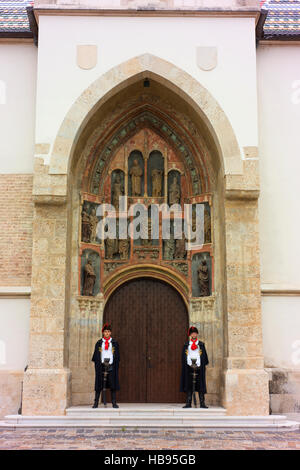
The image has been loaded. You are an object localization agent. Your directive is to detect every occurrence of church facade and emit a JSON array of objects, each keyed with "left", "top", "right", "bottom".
[{"left": 0, "top": 0, "right": 299, "bottom": 418}]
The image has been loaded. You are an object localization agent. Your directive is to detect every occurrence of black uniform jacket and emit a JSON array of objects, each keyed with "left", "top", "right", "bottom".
[
  {"left": 180, "top": 340, "right": 209, "bottom": 394},
  {"left": 92, "top": 338, "right": 120, "bottom": 392}
]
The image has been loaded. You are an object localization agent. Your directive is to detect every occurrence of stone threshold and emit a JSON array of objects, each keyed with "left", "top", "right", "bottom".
[{"left": 2, "top": 405, "right": 299, "bottom": 430}]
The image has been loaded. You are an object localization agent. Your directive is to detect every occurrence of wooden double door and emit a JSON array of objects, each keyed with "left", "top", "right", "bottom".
[{"left": 103, "top": 278, "right": 188, "bottom": 403}]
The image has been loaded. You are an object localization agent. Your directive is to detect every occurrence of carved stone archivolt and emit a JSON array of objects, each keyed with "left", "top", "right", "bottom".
[
  {"left": 79, "top": 99, "right": 214, "bottom": 307},
  {"left": 88, "top": 109, "right": 207, "bottom": 196}
]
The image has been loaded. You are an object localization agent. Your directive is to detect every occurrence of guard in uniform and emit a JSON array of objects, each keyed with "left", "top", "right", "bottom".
[
  {"left": 91, "top": 323, "right": 120, "bottom": 408},
  {"left": 180, "top": 326, "right": 209, "bottom": 408}
]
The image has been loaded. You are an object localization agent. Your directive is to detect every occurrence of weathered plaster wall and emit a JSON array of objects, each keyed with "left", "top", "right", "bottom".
[
  {"left": 0, "top": 43, "right": 36, "bottom": 417},
  {"left": 0, "top": 299, "right": 30, "bottom": 417},
  {"left": 35, "top": 15, "right": 258, "bottom": 165},
  {"left": 0, "top": 43, "right": 37, "bottom": 173},
  {"left": 257, "top": 44, "right": 300, "bottom": 412}
]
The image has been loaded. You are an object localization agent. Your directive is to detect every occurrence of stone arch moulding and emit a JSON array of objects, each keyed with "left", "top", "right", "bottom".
[
  {"left": 102, "top": 264, "right": 190, "bottom": 309},
  {"left": 45, "top": 53, "right": 243, "bottom": 187}
]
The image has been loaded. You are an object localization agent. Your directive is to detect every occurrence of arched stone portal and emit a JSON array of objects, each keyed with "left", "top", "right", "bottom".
[
  {"left": 103, "top": 277, "right": 189, "bottom": 403},
  {"left": 23, "top": 54, "right": 269, "bottom": 416}
]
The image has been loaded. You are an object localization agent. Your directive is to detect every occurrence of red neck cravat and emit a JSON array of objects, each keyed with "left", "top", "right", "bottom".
[
  {"left": 191, "top": 339, "right": 198, "bottom": 350},
  {"left": 103, "top": 337, "right": 111, "bottom": 350}
]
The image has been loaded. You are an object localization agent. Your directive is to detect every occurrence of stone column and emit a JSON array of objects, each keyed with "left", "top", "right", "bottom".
[
  {"left": 222, "top": 161, "right": 269, "bottom": 415},
  {"left": 22, "top": 159, "right": 71, "bottom": 415}
]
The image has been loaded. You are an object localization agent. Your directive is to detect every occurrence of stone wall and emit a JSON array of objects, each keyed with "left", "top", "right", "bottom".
[
  {"left": 268, "top": 368, "right": 300, "bottom": 414},
  {"left": 0, "top": 175, "right": 33, "bottom": 286},
  {"left": 0, "top": 370, "right": 23, "bottom": 418}
]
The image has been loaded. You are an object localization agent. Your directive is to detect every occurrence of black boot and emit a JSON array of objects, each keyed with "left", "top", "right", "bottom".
[
  {"left": 199, "top": 393, "right": 208, "bottom": 409},
  {"left": 111, "top": 390, "right": 119, "bottom": 409},
  {"left": 92, "top": 391, "right": 100, "bottom": 409},
  {"left": 182, "top": 392, "right": 192, "bottom": 408}
]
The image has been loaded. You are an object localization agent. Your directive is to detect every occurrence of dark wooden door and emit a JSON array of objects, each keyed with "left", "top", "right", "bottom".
[{"left": 103, "top": 278, "right": 188, "bottom": 403}]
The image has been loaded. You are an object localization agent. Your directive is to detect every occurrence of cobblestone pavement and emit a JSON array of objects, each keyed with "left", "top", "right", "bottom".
[{"left": 0, "top": 428, "right": 300, "bottom": 450}]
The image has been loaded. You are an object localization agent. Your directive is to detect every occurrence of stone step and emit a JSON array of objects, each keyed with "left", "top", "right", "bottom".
[
  {"left": 66, "top": 405, "right": 226, "bottom": 417},
  {"left": 2, "top": 412, "right": 299, "bottom": 430}
]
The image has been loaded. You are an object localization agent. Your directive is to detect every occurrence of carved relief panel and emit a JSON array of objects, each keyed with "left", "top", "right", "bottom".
[{"left": 79, "top": 125, "right": 213, "bottom": 298}]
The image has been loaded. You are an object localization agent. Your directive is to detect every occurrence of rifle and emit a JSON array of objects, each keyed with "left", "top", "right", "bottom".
[
  {"left": 101, "top": 358, "right": 110, "bottom": 407},
  {"left": 191, "top": 359, "right": 200, "bottom": 408}
]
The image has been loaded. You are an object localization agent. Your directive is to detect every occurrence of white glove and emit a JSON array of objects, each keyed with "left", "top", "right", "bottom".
[{"left": 187, "top": 356, "right": 192, "bottom": 366}]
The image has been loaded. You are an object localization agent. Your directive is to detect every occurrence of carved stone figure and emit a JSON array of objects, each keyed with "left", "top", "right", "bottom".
[
  {"left": 82, "top": 207, "right": 91, "bottom": 243},
  {"left": 164, "top": 236, "right": 175, "bottom": 260},
  {"left": 151, "top": 168, "right": 163, "bottom": 197},
  {"left": 118, "top": 238, "right": 129, "bottom": 260},
  {"left": 105, "top": 237, "right": 118, "bottom": 259},
  {"left": 169, "top": 176, "right": 180, "bottom": 205},
  {"left": 197, "top": 260, "right": 210, "bottom": 297},
  {"left": 130, "top": 159, "right": 143, "bottom": 196},
  {"left": 112, "top": 173, "right": 124, "bottom": 209},
  {"left": 90, "top": 207, "right": 99, "bottom": 243},
  {"left": 174, "top": 235, "right": 187, "bottom": 259},
  {"left": 82, "top": 258, "right": 96, "bottom": 296}
]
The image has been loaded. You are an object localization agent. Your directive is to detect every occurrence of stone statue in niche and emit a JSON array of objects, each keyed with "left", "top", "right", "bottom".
[
  {"left": 130, "top": 159, "right": 143, "bottom": 196},
  {"left": 164, "top": 236, "right": 175, "bottom": 260},
  {"left": 174, "top": 235, "right": 187, "bottom": 259},
  {"left": 105, "top": 237, "right": 119, "bottom": 259},
  {"left": 89, "top": 207, "right": 99, "bottom": 243},
  {"left": 197, "top": 260, "right": 210, "bottom": 297},
  {"left": 118, "top": 238, "right": 130, "bottom": 260},
  {"left": 151, "top": 168, "right": 163, "bottom": 197},
  {"left": 82, "top": 258, "right": 96, "bottom": 296},
  {"left": 81, "top": 207, "right": 91, "bottom": 243},
  {"left": 169, "top": 175, "right": 181, "bottom": 205},
  {"left": 112, "top": 173, "right": 124, "bottom": 209}
]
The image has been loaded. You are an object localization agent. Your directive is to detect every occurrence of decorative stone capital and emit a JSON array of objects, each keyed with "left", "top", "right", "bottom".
[
  {"left": 225, "top": 189, "right": 260, "bottom": 201},
  {"left": 77, "top": 295, "right": 104, "bottom": 314},
  {"left": 33, "top": 195, "right": 67, "bottom": 205},
  {"left": 225, "top": 159, "right": 260, "bottom": 200},
  {"left": 33, "top": 157, "right": 68, "bottom": 201},
  {"left": 190, "top": 295, "right": 215, "bottom": 323}
]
